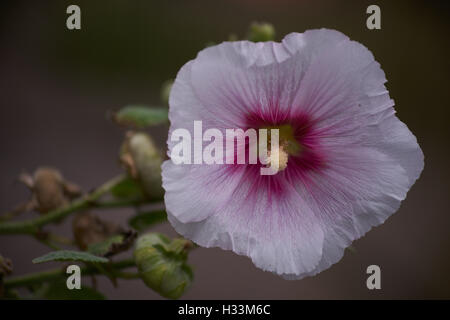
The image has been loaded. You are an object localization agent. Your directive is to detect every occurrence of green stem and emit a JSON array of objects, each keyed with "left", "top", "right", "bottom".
[
  {"left": 46, "top": 233, "right": 75, "bottom": 246},
  {"left": 91, "top": 197, "right": 150, "bottom": 209},
  {"left": 0, "top": 202, "right": 31, "bottom": 222},
  {"left": 34, "top": 236, "right": 61, "bottom": 250},
  {"left": 4, "top": 258, "right": 136, "bottom": 289},
  {"left": 113, "top": 271, "right": 140, "bottom": 279},
  {"left": 0, "top": 175, "right": 126, "bottom": 235}
]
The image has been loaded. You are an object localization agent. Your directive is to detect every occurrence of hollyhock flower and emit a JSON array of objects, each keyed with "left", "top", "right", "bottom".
[{"left": 162, "top": 29, "right": 424, "bottom": 279}]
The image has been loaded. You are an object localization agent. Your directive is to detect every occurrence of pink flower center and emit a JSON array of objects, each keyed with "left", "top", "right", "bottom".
[
  {"left": 223, "top": 110, "right": 328, "bottom": 202},
  {"left": 244, "top": 111, "right": 325, "bottom": 174}
]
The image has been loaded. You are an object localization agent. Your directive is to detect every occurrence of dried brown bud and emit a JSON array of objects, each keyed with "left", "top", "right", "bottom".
[
  {"left": 0, "top": 254, "right": 13, "bottom": 299},
  {"left": 88, "top": 230, "right": 138, "bottom": 258},
  {"left": 72, "top": 212, "right": 123, "bottom": 250},
  {"left": 0, "top": 255, "right": 13, "bottom": 276},
  {"left": 19, "top": 167, "right": 81, "bottom": 215}
]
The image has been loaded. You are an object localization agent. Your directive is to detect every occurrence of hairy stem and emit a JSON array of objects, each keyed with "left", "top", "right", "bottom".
[
  {"left": 34, "top": 236, "right": 61, "bottom": 250},
  {"left": 91, "top": 197, "right": 149, "bottom": 209},
  {"left": 113, "top": 271, "right": 140, "bottom": 279},
  {"left": 4, "top": 258, "right": 136, "bottom": 289},
  {"left": 0, "top": 175, "right": 128, "bottom": 235}
]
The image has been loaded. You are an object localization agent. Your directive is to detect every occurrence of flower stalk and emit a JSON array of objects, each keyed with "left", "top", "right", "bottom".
[
  {"left": 0, "top": 174, "right": 156, "bottom": 235},
  {"left": 3, "top": 258, "right": 136, "bottom": 289}
]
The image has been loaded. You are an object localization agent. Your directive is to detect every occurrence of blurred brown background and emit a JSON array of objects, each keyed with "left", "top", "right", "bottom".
[{"left": 1, "top": 0, "right": 449, "bottom": 299}]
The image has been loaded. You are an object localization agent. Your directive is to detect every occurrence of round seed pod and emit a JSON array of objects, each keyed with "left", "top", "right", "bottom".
[{"left": 133, "top": 233, "right": 193, "bottom": 299}]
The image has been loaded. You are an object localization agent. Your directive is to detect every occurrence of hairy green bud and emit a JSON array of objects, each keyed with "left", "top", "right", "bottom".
[
  {"left": 247, "top": 22, "right": 275, "bottom": 42},
  {"left": 120, "top": 132, "right": 164, "bottom": 200},
  {"left": 134, "top": 233, "right": 193, "bottom": 299}
]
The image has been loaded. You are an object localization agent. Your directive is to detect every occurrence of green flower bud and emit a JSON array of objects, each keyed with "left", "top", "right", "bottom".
[
  {"left": 247, "top": 22, "right": 275, "bottom": 42},
  {"left": 228, "top": 33, "right": 238, "bottom": 41},
  {"left": 160, "top": 80, "right": 173, "bottom": 106},
  {"left": 134, "top": 233, "right": 193, "bottom": 299},
  {"left": 113, "top": 105, "right": 169, "bottom": 129},
  {"left": 120, "top": 132, "right": 164, "bottom": 200}
]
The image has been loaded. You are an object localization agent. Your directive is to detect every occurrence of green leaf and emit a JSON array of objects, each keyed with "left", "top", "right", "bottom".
[
  {"left": 134, "top": 233, "right": 193, "bottom": 299},
  {"left": 32, "top": 250, "right": 109, "bottom": 264},
  {"left": 38, "top": 279, "right": 105, "bottom": 300},
  {"left": 110, "top": 176, "right": 145, "bottom": 199},
  {"left": 114, "top": 105, "right": 168, "bottom": 128},
  {"left": 128, "top": 210, "right": 167, "bottom": 231}
]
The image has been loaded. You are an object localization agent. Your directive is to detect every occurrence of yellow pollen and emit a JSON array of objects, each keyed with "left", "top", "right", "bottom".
[{"left": 267, "top": 144, "right": 289, "bottom": 172}]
